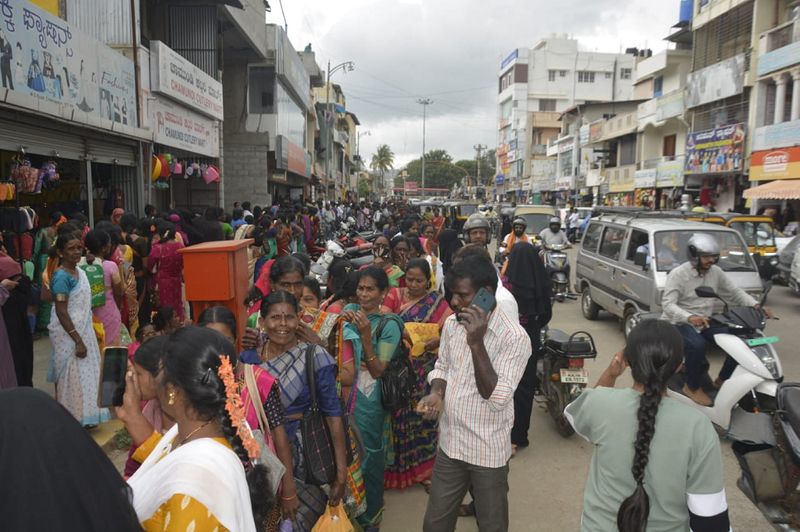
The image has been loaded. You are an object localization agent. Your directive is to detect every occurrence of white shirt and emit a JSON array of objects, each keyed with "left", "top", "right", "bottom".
[{"left": 429, "top": 306, "right": 532, "bottom": 467}]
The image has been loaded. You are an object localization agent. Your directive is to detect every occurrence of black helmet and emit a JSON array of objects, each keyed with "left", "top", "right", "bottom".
[{"left": 463, "top": 213, "right": 492, "bottom": 244}]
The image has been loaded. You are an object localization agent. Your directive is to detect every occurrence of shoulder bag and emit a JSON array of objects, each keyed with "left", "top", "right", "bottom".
[
  {"left": 375, "top": 317, "right": 416, "bottom": 411},
  {"left": 243, "top": 364, "right": 286, "bottom": 496},
  {"left": 300, "top": 344, "right": 337, "bottom": 486}
]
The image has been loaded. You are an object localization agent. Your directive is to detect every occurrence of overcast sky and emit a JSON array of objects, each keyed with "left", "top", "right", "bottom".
[{"left": 267, "top": 0, "right": 680, "bottom": 169}]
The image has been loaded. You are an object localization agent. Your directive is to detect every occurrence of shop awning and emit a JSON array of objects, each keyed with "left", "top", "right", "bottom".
[{"left": 743, "top": 180, "right": 800, "bottom": 200}]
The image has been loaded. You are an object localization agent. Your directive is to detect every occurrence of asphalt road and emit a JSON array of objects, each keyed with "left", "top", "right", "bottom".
[
  {"left": 382, "top": 251, "right": 799, "bottom": 532},
  {"left": 29, "top": 251, "right": 799, "bottom": 531}
]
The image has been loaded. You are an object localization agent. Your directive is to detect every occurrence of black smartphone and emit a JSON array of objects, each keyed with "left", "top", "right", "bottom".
[
  {"left": 98, "top": 347, "right": 129, "bottom": 408},
  {"left": 457, "top": 287, "right": 496, "bottom": 322}
]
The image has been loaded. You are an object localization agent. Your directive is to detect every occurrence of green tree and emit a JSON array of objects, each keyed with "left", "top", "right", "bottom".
[
  {"left": 396, "top": 149, "right": 468, "bottom": 191},
  {"left": 357, "top": 177, "right": 372, "bottom": 197},
  {"left": 370, "top": 144, "right": 395, "bottom": 185}
]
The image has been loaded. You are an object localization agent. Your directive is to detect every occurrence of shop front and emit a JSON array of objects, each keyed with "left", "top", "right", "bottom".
[
  {"left": 654, "top": 156, "right": 685, "bottom": 210},
  {"left": 684, "top": 123, "right": 746, "bottom": 212},
  {"left": 271, "top": 135, "right": 311, "bottom": 202},
  {"left": 634, "top": 168, "right": 657, "bottom": 208},
  {"left": 605, "top": 167, "right": 635, "bottom": 206},
  {"left": 148, "top": 41, "right": 224, "bottom": 212},
  {"left": 747, "top": 146, "right": 800, "bottom": 223},
  {"left": 0, "top": 0, "right": 148, "bottom": 243}
]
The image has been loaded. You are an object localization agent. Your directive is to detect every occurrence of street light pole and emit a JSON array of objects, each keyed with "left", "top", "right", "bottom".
[
  {"left": 325, "top": 60, "right": 354, "bottom": 200},
  {"left": 417, "top": 98, "right": 433, "bottom": 195}
]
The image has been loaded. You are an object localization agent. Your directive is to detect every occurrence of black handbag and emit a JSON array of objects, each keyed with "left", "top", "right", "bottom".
[
  {"left": 375, "top": 317, "right": 416, "bottom": 411},
  {"left": 299, "top": 343, "right": 337, "bottom": 486}
]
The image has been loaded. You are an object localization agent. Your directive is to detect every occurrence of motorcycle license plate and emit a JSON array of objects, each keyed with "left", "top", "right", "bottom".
[
  {"left": 747, "top": 336, "right": 779, "bottom": 347},
  {"left": 560, "top": 368, "right": 588, "bottom": 384}
]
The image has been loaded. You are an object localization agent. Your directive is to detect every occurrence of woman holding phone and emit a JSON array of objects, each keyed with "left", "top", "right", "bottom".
[{"left": 48, "top": 232, "right": 109, "bottom": 426}]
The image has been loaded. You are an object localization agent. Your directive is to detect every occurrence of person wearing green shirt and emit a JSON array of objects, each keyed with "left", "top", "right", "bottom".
[{"left": 565, "top": 320, "right": 730, "bottom": 532}]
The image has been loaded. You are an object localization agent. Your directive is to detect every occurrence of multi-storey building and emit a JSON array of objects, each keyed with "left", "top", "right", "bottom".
[{"left": 496, "top": 36, "right": 636, "bottom": 203}]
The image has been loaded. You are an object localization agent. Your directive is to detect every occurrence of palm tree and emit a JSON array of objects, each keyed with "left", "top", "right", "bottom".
[{"left": 370, "top": 144, "right": 394, "bottom": 192}]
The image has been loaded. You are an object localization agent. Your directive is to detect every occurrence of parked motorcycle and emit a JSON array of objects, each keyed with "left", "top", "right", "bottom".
[
  {"left": 536, "top": 328, "right": 597, "bottom": 437},
  {"left": 309, "top": 239, "right": 373, "bottom": 291},
  {"left": 667, "top": 286, "right": 799, "bottom": 527},
  {"left": 543, "top": 243, "right": 572, "bottom": 302}
]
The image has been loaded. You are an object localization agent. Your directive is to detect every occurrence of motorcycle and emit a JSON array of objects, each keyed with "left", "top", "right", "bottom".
[
  {"left": 536, "top": 328, "right": 597, "bottom": 437},
  {"left": 309, "top": 239, "right": 374, "bottom": 291},
  {"left": 667, "top": 286, "right": 799, "bottom": 527},
  {"left": 543, "top": 243, "right": 573, "bottom": 302}
]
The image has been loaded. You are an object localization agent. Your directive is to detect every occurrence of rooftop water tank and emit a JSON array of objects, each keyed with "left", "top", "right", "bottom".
[{"left": 679, "top": 0, "right": 694, "bottom": 23}]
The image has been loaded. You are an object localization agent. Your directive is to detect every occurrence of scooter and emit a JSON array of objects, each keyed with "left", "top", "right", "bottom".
[
  {"left": 667, "top": 286, "right": 800, "bottom": 527},
  {"left": 536, "top": 328, "right": 597, "bottom": 437},
  {"left": 542, "top": 243, "right": 573, "bottom": 302}
]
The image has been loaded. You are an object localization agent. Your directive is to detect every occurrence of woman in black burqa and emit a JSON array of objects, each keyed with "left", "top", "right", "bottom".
[
  {"left": 0, "top": 387, "right": 141, "bottom": 531},
  {"left": 504, "top": 241, "right": 552, "bottom": 450}
]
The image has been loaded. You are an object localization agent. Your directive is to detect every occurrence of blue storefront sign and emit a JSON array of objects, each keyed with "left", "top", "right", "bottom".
[{"left": 496, "top": 174, "right": 505, "bottom": 185}]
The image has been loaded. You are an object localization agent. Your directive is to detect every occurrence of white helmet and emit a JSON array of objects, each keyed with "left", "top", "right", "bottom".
[{"left": 687, "top": 233, "right": 720, "bottom": 266}]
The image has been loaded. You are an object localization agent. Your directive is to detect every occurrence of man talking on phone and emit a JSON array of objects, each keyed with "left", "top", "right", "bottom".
[{"left": 419, "top": 255, "right": 531, "bottom": 532}]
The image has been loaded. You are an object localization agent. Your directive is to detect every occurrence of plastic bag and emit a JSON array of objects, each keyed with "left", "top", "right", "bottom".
[
  {"left": 80, "top": 263, "right": 106, "bottom": 308},
  {"left": 311, "top": 504, "right": 354, "bottom": 532}
]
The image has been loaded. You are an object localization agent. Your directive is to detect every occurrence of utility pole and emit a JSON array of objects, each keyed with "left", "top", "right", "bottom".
[
  {"left": 325, "top": 60, "right": 354, "bottom": 200},
  {"left": 474, "top": 144, "right": 487, "bottom": 190},
  {"left": 417, "top": 98, "right": 433, "bottom": 195}
]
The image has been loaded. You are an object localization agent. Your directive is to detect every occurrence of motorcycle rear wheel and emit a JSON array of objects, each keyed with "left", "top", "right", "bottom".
[{"left": 549, "top": 385, "right": 575, "bottom": 438}]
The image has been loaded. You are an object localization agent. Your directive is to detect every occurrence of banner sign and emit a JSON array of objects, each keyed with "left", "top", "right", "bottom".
[
  {"left": 0, "top": 0, "right": 138, "bottom": 129},
  {"left": 150, "top": 40, "right": 224, "bottom": 120},
  {"left": 635, "top": 169, "right": 657, "bottom": 188},
  {"left": 750, "top": 147, "right": 800, "bottom": 181},
  {"left": 275, "top": 135, "right": 310, "bottom": 177},
  {"left": 656, "top": 157, "right": 685, "bottom": 187},
  {"left": 150, "top": 96, "right": 219, "bottom": 157},
  {"left": 686, "top": 54, "right": 745, "bottom": 108},
  {"left": 684, "top": 123, "right": 746, "bottom": 175}
]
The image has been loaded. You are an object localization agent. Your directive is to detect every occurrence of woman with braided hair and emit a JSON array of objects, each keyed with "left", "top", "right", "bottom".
[
  {"left": 122, "top": 326, "right": 271, "bottom": 531},
  {"left": 565, "top": 320, "right": 730, "bottom": 532}
]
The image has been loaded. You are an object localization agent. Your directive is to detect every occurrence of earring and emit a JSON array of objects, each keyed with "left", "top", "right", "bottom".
[{"left": 168, "top": 391, "right": 176, "bottom": 406}]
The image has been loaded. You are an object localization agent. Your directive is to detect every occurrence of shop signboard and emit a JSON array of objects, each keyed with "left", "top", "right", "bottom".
[
  {"left": 150, "top": 40, "right": 224, "bottom": 121},
  {"left": 275, "top": 135, "right": 310, "bottom": 177},
  {"left": 684, "top": 123, "right": 746, "bottom": 175},
  {"left": 555, "top": 173, "right": 572, "bottom": 191},
  {"left": 501, "top": 49, "right": 518, "bottom": 70},
  {"left": 0, "top": 0, "right": 139, "bottom": 131},
  {"left": 656, "top": 157, "right": 685, "bottom": 187},
  {"left": 586, "top": 168, "right": 604, "bottom": 187},
  {"left": 634, "top": 168, "right": 657, "bottom": 188},
  {"left": 495, "top": 174, "right": 505, "bottom": 185},
  {"left": 538, "top": 175, "right": 555, "bottom": 191},
  {"left": 150, "top": 96, "right": 220, "bottom": 157},
  {"left": 589, "top": 121, "right": 604, "bottom": 143},
  {"left": 750, "top": 147, "right": 800, "bottom": 181},
  {"left": 609, "top": 167, "right": 636, "bottom": 193},
  {"left": 579, "top": 125, "right": 590, "bottom": 146},
  {"left": 752, "top": 120, "right": 800, "bottom": 152},
  {"left": 685, "top": 54, "right": 745, "bottom": 109}
]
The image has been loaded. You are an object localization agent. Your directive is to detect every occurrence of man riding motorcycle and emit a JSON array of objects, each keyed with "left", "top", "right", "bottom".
[
  {"left": 463, "top": 213, "right": 491, "bottom": 248},
  {"left": 498, "top": 217, "right": 530, "bottom": 257},
  {"left": 539, "top": 216, "right": 570, "bottom": 247},
  {"left": 661, "top": 233, "right": 772, "bottom": 406}
]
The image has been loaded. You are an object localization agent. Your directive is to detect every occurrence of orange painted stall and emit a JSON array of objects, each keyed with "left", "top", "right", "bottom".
[{"left": 179, "top": 239, "right": 252, "bottom": 349}]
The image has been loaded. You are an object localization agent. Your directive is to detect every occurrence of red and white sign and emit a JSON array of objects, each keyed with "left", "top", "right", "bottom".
[
  {"left": 150, "top": 96, "right": 220, "bottom": 157},
  {"left": 404, "top": 181, "right": 418, "bottom": 191},
  {"left": 750, "top": 147, "right": 800, "bottom": 181}
]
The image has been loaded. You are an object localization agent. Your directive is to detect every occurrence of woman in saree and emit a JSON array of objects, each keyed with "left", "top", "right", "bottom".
[
  {"left": 298, "top": 276, "right": 339, "bottom": 349},
  {"left": 245, "top": 290, "right": 348, "bottom": 531},
  {"left": 370, "top": 235, "right": 405, "bottom": 287},
  {"left": 122, "top": 327, "right": 271, "bottom": 531},
  {"left": 32, "top": 211, "right": 63, "bottom": 331},
  {"left": 84, "top": 229, "right": 124, "bottom": 346},
  {"left": 340, "top": 267, "right": 403, "bottom": 531},
  {"left": 48, "top": 232, "right": 110, "bottom": 426},
  {"left": 98, "top": 221, "right": 139, "bottom": 337},
  {"left": 148, "top": 221, "right": 185, "bottom": 321},
  {"left": 384, "top": 259, "right": 451, "bottom": 490}
]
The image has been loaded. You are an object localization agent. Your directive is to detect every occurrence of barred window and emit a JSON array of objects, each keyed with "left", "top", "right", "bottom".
[{"left": 692, "top": 1, "right": 754, "bottom": 71}]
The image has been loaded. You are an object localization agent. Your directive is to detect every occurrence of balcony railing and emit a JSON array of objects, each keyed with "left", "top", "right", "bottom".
[
  {"left": 757, "top": 19, "right": 800, "bottom": 77},
  {"left": 530, "top": 144, "right": 548, "bottom": 156}
]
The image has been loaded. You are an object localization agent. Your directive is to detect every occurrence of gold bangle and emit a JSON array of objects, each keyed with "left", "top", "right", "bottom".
[
  {"left": 280, "top": 494, "right": 297, "bottom": 501},
  {"left": 365, "top": 354, "right": 377, "bottom": 363}
]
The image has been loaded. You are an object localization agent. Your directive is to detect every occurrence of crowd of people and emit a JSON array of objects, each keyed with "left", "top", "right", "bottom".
[{"left": 0, "top": 196, "right": 735, "bottom": 532}]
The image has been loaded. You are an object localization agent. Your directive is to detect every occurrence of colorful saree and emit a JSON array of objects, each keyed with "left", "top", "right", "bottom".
[
  {"left": 342, "top": 305, "right": 403, "bottom": 528},
  {"left": 384, "top": 291, "right": 450, "bottom": 490}
]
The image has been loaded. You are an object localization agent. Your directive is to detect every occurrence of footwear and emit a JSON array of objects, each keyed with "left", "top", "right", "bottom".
[
  {"left": 458, "top": 503, "right": 475, "bottom": 517},
  {"left": 713, "top": 377, "right": 724, "bottom": 390},
  {"left": 682, "top": 384, "right": 712, "bottom": 406}
]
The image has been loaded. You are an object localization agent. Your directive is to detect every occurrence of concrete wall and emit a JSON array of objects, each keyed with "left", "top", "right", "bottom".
[{"left": 222, "top": 144, "right": 271, "bottom": 207}]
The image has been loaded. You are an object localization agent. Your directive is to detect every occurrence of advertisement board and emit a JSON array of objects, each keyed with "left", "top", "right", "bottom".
[
  {"left": 0, "top": 0, "right": 137, "bottom": 130},
  {"left": 150, "top": 96, "right": 219, "bottom": 157},
  {"left": 750, "top": 147, "right": 800, "bottom": 181},
  {"left": 752, "top": 120, "right": 800, "bottom": 152},
  {"left": 589, "top": 121, "right": 604, "bottom": 144},
  {"left": 656, "top": 158, "right": 685, "bottom": 187},
  {"left": 686, "top": 54, "right": 745, "bottom": 109},
  {"left": 150, "top": 40, "right": 224, "bottom": 120},
  {"left": 684, "top": 123, "right": 746, "bottom": 175},
  {"left": 275, "top": 135, "right": 310, "bottom": 177},
  {"left": 634, "top": 169, "right": 657, "bottom": 188}
]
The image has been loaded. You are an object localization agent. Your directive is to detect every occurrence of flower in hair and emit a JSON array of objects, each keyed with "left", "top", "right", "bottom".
[{"left": 217, "top": 356, "right": 261, "bottom": 461}]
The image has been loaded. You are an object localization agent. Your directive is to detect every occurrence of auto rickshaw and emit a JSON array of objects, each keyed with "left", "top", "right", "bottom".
[
  {"left": 446, "top": 200, "right": 481, "bottom": 232},
  {"left": 687, "top": 212, "right": 780, "bottom": 280}
]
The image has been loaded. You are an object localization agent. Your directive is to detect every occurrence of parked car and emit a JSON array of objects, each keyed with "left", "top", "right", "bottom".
[
  {"left": 776, "top": 234, "right": 800, "bottom": 285},
  {"left": 576, "top": 211, "right": 765, "bottom": 337}
]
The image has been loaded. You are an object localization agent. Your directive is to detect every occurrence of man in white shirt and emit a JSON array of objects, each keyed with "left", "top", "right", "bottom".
[
  {"left": 419, "top": 255, "right": 531, "bottom": 532},
  {"left": 539, "top": 216, "right": 570, "bottom": 247}
]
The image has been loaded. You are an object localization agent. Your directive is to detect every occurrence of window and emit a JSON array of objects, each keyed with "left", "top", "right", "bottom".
[
  {"left": 582, "top": 222, "right": 603, "bottom": 252},
  {"left": 605, "top": 72, "right": 612, "bottom": 79},
  {"left": 620, "top": 68, "right": 632, "bottom": 80},
  {"left": 626, "top": 230, "right": 649, "bottom": 262},
  {"left": 539, "top": 99, "right": 556, "bottom": 111},
  {"left": 654, "top": 231, "right": 755, "bottom": 272},
  {"left": 559, "top": 70, "right": 567, "bottom": 77},
  {"left": 248, "top": 66, "right": 276, "bottom": 114},
  {"left": 653, "top": 75, "right": 663, "bottom": 97},
  {"left": 662, "top": 134, "right": 676, "bottom": 157},
  {"left": 619, "top": 136, "right": 636, "bottom": 166},
  {"left": 599, "top": 226, "right": 627, "bottom": 261},
  {"left": 548, "top": 70, "right": 556, "bottom": 82},
  {"left": 578, "top": 71, "right": 595, "bottom": 83}
]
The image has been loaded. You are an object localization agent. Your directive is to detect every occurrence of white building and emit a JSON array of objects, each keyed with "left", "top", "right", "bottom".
[{"left": 495, "top": 36, "right": 636, "bottom": 203}]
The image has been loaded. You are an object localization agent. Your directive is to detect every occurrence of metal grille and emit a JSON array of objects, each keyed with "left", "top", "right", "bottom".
[
  {"left": 692, "top": 1, "right": 754, "bottom": 71},
  {"left": 92, "top": 163, "right": 139, "bottom": 213},
  {"left": 168, "top": 5, "right": 219, "bottom": 79},
  {"left": 690, "top": 92, "right": 751, "bottom": 131}
]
